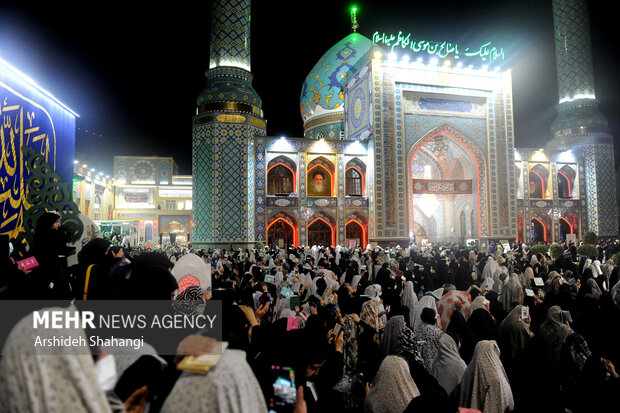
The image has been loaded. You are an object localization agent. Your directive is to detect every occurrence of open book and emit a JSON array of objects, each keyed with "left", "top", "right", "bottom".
[{"left": 177, "top": 342, "right": 229, "bottom": 374}]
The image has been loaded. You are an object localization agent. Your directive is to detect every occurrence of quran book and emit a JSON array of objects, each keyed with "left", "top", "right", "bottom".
[{"left": 177, "top": 342, "right": 229, "bottom": 374}]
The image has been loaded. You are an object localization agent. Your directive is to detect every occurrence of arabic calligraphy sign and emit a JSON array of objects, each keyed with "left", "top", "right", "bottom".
[
  {"left": 1, "top": 60, "right": 76, "bottom": 239},
  {"left": 372, "top": 31, "right": 505, "bottom": 64},
  {"left": 412, "top": 179, "right": 473, "bottom": 194}
]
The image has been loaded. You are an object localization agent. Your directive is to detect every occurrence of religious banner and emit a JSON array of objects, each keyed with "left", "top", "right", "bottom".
[
  {"left": 412, "top": 179, "right": 473, "bottom": 194},
  {"left": 116, "top": 188, "right": 155, "bottom": 209},
  {"left": 0, "top": 58, "right": 77, "bottom": 239}
]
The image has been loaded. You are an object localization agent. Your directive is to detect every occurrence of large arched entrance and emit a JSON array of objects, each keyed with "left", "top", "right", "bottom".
[
  {"left": 160, "top": 220, "right": 190, "bottom": 245},
  {"left": 409, "top": 126, "right": 485, "bottom": 242},
  {"left": 266, "top": 212, "right": 298, "bottom": 248}
]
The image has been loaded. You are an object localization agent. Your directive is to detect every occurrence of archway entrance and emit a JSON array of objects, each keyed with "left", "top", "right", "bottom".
[
  {"left": 346, "top": 221, "right": 364, "bottom": 248},
  {"left": 160, "top": 220, "right": 190, "bottom": 245},
  {"left": 559, "top": 217, "right": 573, "bottom": 241},
  {"left": 410, "top": 128, "right": 483, "bottom": 242},
  {"left": 531, "top": 218, "right": 546, "bottom": 243},
  {"left": 268, "top": 219, "right": 295, "bottom": 248},
  {"left": 308, "top": 219, "right": 333, "bottom": 247}
]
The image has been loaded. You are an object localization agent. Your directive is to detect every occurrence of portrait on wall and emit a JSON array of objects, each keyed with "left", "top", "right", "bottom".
[{"left": 307, "top": 168, "right": 332, "bottom": 196}]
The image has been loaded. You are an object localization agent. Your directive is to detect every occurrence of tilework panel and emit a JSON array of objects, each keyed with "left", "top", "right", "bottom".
[
  {"left": 209, "top": 0, "right": 251, "bottom": 70},
  {"left": 300, "top": 33, "right": 373, "bottom": 123},
  {"left": 552, "top": 0, "right": 596, "bottom": 102},
  {"left": 266, "top": 197, "right": 299, "bottom": 208},
  {"left": 192, "top": 125, "right": 215, "bottom": 244},
  {"left": 254, "top": 138, "right": 267, "bottom": 242},
  {"left": 299, "top": 153, "right": 307, "bottom": 246},
  {"left": 338, "top": 154, "right": 346, "bottom": 245},
  {"left": 193, "top": 119, "right": 264, "bottom": 245},
  {"left": 345, "top": 62, "right": 372, "bottom": 141},
  {"left": 583, "top": 144, "right": 618, "bottom": 236}
]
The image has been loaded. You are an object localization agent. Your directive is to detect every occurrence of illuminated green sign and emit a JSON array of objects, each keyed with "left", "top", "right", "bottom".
[{"left": 372, "top": 31, "right": 505, "bottom": 63}]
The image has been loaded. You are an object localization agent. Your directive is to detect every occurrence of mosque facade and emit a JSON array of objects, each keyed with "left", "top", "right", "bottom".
[{"left": 191, "top": 0, "right": 617, "bottom": 250}]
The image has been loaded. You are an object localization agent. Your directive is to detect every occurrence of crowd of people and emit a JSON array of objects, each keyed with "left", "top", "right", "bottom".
[{"left": 1, "top": 210, "right": 620, "bottom": 413}]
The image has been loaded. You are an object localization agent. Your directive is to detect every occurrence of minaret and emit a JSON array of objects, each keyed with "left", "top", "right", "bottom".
[
  {"left": 550, "top": 0, "right": 618, "bottom": 236},
  {"left": 192, "top": 0, "right": 266, "bottom": 248}
]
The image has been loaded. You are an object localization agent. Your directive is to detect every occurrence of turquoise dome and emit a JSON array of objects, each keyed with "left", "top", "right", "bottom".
[{"left": 300, "top": 33, "right": 373, "bottom": 125}]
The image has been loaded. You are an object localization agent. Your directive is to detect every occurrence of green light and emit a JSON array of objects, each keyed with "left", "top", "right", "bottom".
[{"left": 350, "top": 5, "right": 359, "bottom": 33}]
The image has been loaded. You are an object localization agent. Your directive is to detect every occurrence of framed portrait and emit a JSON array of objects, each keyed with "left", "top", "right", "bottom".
[{"left": 307, "top": 168, "right": 332, "bottom": 196}]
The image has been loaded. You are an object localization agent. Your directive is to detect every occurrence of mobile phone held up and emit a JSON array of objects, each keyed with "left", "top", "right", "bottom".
[
  {"left": 269, "top": 365, "right": 297, "bottom": 413},
  {"left": 333, "top": 322, "right": 342, "bottom": 338}
]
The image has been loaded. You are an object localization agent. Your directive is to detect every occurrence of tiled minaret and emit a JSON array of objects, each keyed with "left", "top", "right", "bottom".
[
  {"left": 550, "top": 0, "right": 618, "bottom": 236},
  {"left": 192, "top": 0, "right": 266, "bottom": 248}
]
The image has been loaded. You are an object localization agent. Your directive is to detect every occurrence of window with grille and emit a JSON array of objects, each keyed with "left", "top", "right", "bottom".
[
  {"left": 345, "top": 168, "right": 363, "bottom": 196},
  {"left": 268, "top": 164, "right": 294, "bottom": 195}
]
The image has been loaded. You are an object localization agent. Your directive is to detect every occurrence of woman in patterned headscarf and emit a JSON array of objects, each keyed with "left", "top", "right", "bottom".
[
  {"left": 400, "top": 280, "right": 418, "bottom": 329},
  {"left": 394, "top": 325, "right": 424, "bottom": 366},
  {"left": 360, "top": 298, "right": 381, "bottom": 344},
  {"left": 364, "top": 356, "right": 420, "bottom": 413},
  {"left": 364, "top": 284, "right": 387, "bottom": 324},
  {"left": 161, "top": 348, "right": 268, "bottom": 413},
  {"left": 0, "top": 306, "right": 112, "bottom": 413},
  {"left": 415, "top": 307, "right": 444, "bottom": 372},
  {"left": 458, "top": 340, "right": 514, "bottom": 413},
  {"left": 498, "top": 273, "right": 524, "bottom": 313},
  {"left": 431, "top": 334, "right": 467, "bottom": 397},
  {"left": 538, "top": 305, "right": 571, "bottom": 372},
  {"left": 468, "top": 295, "right": 489, "bottom": 320},
  {"left": 467, "top": 295, "right": 498, "bottom": 344},
  {"left": 381, "top": 315, "right": 406, "bottom": 356},
  {"left": 411, "top": 295, "right": 439, "bottom": 331},
  {"left": 436, "top": 290, "right": 471, "bottom": 331},
  {"left": 498, "top": 304, "right": 534, "bottom": 371}
]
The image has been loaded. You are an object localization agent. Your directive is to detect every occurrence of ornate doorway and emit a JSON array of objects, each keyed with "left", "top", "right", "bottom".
[{"left": 308, "top": 219, "right": 332, "bottom": 247}]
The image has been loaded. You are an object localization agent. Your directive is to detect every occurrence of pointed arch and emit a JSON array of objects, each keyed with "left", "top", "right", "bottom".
[
  {"left": 267, "top": 155, "right": 297, "bottom": 195},
  {"left": 455, "top": 201, "right": 473, "bottom": 237},
  {"left": 531, "top": 216, "right": 547, "bottom": 242},
  {"left": 409, "top": 124, "right": 487, "bottom": 237},
  {"left": 345, "top": 211, "right": 368, "bottom": 247},
  {"left": 345, "top": 157, "right": 366, "bottom": 196},
  {"left": 558, "top": 164, "right": 576, "bottom": 199},
  {"left": 307, "top": 210, "right": 336, "bottom": 246},
  {"left": 267, "top": 211, "right": 298, "bottom": 247},
  {"left": 528, "top": 163, "right": 549, "bottom": 199}
]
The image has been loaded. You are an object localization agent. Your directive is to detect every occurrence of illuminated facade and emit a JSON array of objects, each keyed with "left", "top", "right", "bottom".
[
  {"left": 110, "top": 156, "right": 192, "bottom": 246},
  {"left": 70, "top": 157, "right": 192, "bottom": 246},
  {"left": 72, "top": 164, "right": 114, "bottom": 222},
  {"left": 192, "top": 0, "right": 617, "bottom": 249}
]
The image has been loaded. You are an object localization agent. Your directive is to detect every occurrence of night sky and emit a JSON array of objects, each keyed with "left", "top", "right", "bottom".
[{"left": 1, "top": 0, "right": 618, "bottom": 175}]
